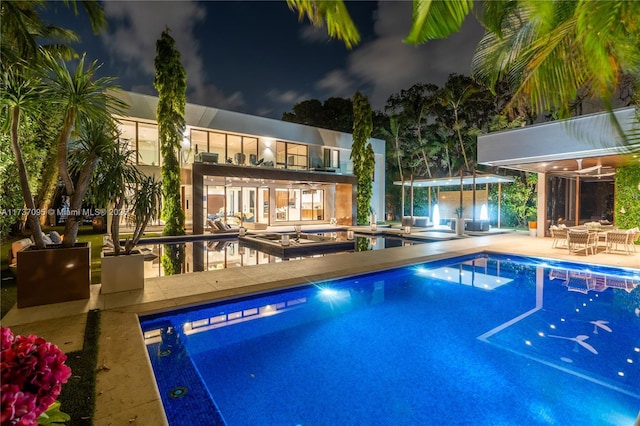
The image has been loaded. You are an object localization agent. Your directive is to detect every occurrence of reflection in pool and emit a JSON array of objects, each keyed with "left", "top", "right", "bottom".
[{"left": 138, "top": 233, "right": 426, "bottom": 278}]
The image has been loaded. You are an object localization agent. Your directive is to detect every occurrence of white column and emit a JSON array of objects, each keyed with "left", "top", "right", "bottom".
[{"left": 537, "top": 172, "right": 547, "bottom": 238}]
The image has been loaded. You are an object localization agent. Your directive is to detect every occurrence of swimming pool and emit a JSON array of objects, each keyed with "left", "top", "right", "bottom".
[{"left": 139, "top": 253, "right": 640, "bottom": 425}]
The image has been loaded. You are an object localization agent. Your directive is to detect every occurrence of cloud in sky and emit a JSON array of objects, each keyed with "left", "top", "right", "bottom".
[
  {"left": 266, "top": 89, "right": 311, "bottom": 106},
  {"left": 101, "top": 1, "right": 244, "bottom": 110},
  {"left": 315, "top": 69, "right": 356, "bottom": 97},
  {"left": 314, "top": 1, "right": 484, "bottom": 111},
  {"left": 299, "top": 25, "right": 332, "bottom": 45}
]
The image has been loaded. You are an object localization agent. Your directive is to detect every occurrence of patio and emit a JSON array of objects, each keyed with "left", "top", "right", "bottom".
[{"left": 2, "top": 232, "right": 638, "bottom": 425}]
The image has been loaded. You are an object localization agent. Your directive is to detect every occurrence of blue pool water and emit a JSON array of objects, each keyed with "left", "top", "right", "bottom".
[{"left": 139, "top": 253, "right": 640, "bottom": 425}]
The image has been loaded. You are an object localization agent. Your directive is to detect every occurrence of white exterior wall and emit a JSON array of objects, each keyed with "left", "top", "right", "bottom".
[{"left": 111, "top": 90, "right": 385, "bottom": 222}]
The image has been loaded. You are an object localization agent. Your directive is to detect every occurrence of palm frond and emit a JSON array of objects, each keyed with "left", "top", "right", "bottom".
[
  {"left": 404, "top": 0, "right": 474, "bottom": 44},
  {"left": 286, "top": 0, "right": 360, "bottom": 48}
]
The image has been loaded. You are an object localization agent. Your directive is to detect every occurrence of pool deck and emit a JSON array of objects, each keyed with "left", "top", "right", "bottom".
[{"left": 2, "top": 231, "right": 639, "bottom": 425}]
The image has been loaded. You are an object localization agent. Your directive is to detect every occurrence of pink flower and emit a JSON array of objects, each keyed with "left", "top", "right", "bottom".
[
  {"left": 0, "top": 327, "right": 72, "bottom": 424},
  {"left": 1, "top": 327, "right": 14, "bottom": 351},
  {"left": 1, "top": 384, "right": 38, "bottom": 425}
]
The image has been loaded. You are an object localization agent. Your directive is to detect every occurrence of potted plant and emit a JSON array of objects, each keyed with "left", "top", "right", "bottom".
[
  {"left": 92, "top": 139, "right": 162, "bottom": 293},
  {"left": 4, "top": 52, "right": 126, "bottom": 307},
  {"left": 528, "top": 214, "right": 538, "bottom": 237}
]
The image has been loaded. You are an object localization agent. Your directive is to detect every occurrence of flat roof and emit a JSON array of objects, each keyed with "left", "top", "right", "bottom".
[
  {"left": 477, "top": 107, "right": 639, "bottom": 173},
  {"left": 110, "top": 90, "right": 386, "bottom": 155},
  {"left": 393, "top": 173, "right": 515, "bottom": 187}
]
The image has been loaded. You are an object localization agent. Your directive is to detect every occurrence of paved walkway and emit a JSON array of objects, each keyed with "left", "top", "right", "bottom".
[{"left": 2, "top": 232, "right": 638, "bottom": 425}]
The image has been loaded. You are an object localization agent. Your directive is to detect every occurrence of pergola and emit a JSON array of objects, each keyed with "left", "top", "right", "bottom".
[{"left": 393, "top": 172, "right": 515, "bottom": 227}]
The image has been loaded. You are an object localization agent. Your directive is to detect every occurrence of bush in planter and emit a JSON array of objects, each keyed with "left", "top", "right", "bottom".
[{"left": 91, "top": 139, "right": 162, "bottom": 256}]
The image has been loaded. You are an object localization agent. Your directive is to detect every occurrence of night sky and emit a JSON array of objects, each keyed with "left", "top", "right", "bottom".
[{"left": 44, "top": 1, "right": 485, "bottom": 118}]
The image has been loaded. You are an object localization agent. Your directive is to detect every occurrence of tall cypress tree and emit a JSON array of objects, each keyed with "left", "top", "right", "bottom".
[
  {"left": 351, "top": 91, "right": 374, "bottom": 225},
  {"left": 154, "top": 28, "right": 186, "bottom": 236}
]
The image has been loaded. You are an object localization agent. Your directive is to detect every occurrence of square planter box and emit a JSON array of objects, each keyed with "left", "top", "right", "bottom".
[
  {"left": 17, "top": 242, "right": 91, "bottom": 308},
  {"left": 100, "top": 250, "right": 144, "bottom": 294}
]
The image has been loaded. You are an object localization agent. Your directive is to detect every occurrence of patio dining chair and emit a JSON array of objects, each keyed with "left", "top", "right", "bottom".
[
  {"left": 567, "top": 230, "right": 598, "bottom": 255},
  {"left": 550, "top": 225, "right": 568, "bottom": 248},
  {"left": 628, "top": 227, "right": 640, "bottom": 253},
  {"left": 605, "top": 230, "right": 630, "bottom": 254}
]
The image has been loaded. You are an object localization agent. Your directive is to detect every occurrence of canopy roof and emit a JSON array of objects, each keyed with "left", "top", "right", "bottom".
[
  {"left": 393, "top": 173, "right": 515, "bottom": 188},
  {"left": 477, "top": 107, "right": 639, "bottom": 176}
]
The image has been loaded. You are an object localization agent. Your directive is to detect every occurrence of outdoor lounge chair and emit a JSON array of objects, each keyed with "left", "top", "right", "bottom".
[
  {"left": 8, "top": 238, "right": 32, "bottom": 275},
  {"left": 207, "top": 219, "right": 239, "bottom": 234},
  {"left": 567, "top": 230, "right": 598, "bottom": 255}
]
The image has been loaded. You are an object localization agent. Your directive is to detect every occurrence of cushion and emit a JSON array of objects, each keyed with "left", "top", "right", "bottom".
[
  {"left": 10, "top": 238, "right": 32, "bottom": 264},
  {"left": 214, "top": 220, "right": 226, "bottom": 231},
  {"left": 49, "top": 231, "right": 62, "bottom": 244},
  {"left": 224, "top": 222, "right": 232, "bottom": 230}
]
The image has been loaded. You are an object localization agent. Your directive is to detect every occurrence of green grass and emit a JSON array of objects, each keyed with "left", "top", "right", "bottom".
[
  {"left": 58, "top": 309, "right": 101, "bottom": 425},
  {"left": 1, "top": 238, "right": 17, "bottom": 318}
]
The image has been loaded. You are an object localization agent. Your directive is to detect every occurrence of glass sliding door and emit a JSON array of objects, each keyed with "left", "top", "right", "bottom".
[
  {"left": 276, "top": 189, "right": 288, "bottom": 221},
  {"left": 204, "top": 184, "right": 225, "bottom": 226},
  {"left": 275, "top": 188, "right": 305, "bottom": 222},
  {"left": 258, "top": 188, "right": 269, "bottom": 225},
  {"left": 242, "top": 188, "right": 257, "bottom": 224},
  {"left": 288, "top": 189, "right": 301, "bottom": 221},
  {"left": 301, "top": 189, "right": 324, "bottom": 220}
]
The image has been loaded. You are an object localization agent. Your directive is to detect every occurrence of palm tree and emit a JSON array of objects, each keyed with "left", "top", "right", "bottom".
[
  {"left": 42, "top": 52, "right": 126, "bottom": 247},
  {"left": 471, "top": 1, "right": 640, "bottom": 122},
  {"left": 386, "top": 83, "right": 440, "bottom": 178},
  {"left": 1, "top": 67, "right": 47, "bottom": 247},
  {"left": 288, "top": 0, "right": 640, "bottom": 138},
  {"left": 438, "top": 82, "right": 476, "bottom": 172},
  {"left": 1, "top": 0, "right": 108, "bottom": 245}
]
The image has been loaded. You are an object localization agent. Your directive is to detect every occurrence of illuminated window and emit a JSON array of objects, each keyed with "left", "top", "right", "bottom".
[
  {"left": 244, "top": 137, "right": 258, "bottom": 165},
  {"left": 323, "top": 148, "right": 340, "bottom": 169},
  {"left": 138, "top": 122, "right": 159, "bottom": 166},
  {"left": 188, "top": 129, "right": 208, "bottom": 164},
  {"left": 276, "top": 142, "right": 308, "bottom": 170},
  {"left": 118, "top": 120, "right": 137, "bottom": 156},
  {"left": 227, "top": 135, "right": 242, "bottom": 164},
  {"left": 209, "top": 132, "right": 226, "bottom": 163}
]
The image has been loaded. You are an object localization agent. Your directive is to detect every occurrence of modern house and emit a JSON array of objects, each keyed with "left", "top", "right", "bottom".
[
  {"left": 478, "top": 107, "right": 640, "bottom": 236},
  {"left": 111, "top": 91, "right": 386, "bottom": 234}
]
